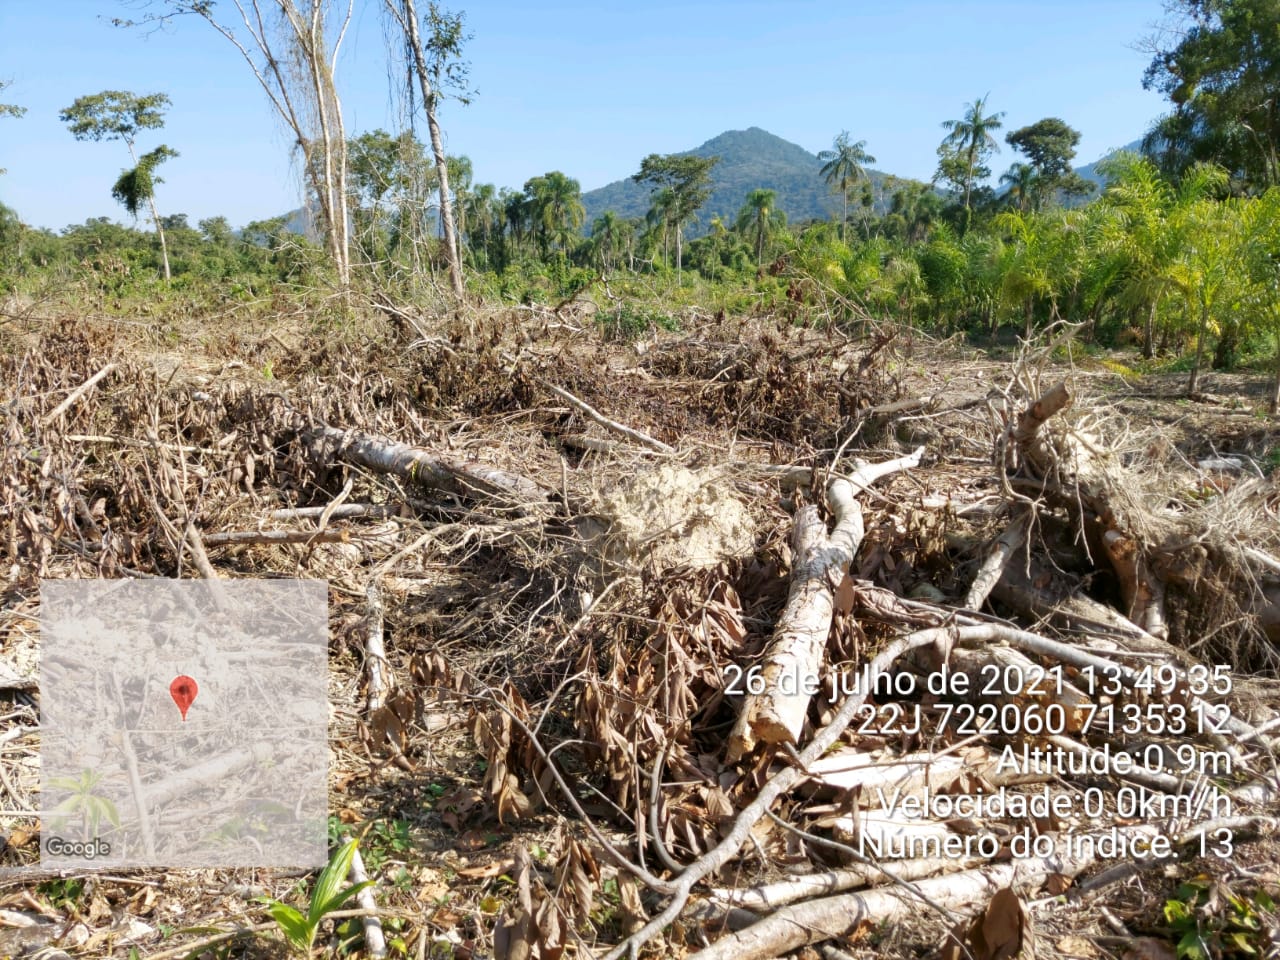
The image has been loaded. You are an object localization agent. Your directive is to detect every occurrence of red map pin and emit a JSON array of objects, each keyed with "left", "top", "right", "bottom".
[{"left": 170, "top": 675, "right": 199, "bottom": 721}]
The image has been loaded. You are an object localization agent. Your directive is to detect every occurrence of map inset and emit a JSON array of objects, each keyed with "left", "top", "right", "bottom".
[{"left": 40, "top": 580, "right": 328, "bottom": 868}]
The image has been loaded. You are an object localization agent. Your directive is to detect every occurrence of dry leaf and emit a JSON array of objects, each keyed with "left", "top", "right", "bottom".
[
  {"left": 456, "top": 858, "right": 517, "bottom": 879},
  {"left": 553, "top": 834, "right": 600, "bottom": 927},
  {"left": 617, "top": 873, "right": 648, "bottom": 936},
  {"left": 494, "top": 848, "right": 535, "bottom": 960},
  {"left": 941, "top": 886, "right": 1029, "bottom": 960},
  {"left": 534, "top": 895, "right": 565, "bottom": 960},
  {"left": 1044, "top": 873, "right": 1072, "bottom": 895},
  {"left": 981, "top": 887, "right": 1027, "bottom": 960},
  {"left": 835, "top": 573, "right": 856, "bottom": 614}
]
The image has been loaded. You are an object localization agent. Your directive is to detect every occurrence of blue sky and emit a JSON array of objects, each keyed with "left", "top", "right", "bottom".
[{"left": 1, "top": 0, "right": 1172, "bottom": 231}]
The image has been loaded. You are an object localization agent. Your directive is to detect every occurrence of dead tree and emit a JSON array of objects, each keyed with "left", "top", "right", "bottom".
[
  {"left": 136, "top": 1, "right": 355, "bottom": 287},
  {"left": 384, "top": 0, "right": 469, "bottom": 301}
]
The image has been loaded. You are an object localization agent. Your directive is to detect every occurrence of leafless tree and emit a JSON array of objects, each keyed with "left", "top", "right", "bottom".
[
  {"left": 126, "top": 2, "right": 355, "bottom": 287},
  {"left": 383, "top": 0, "right": 469, "bottom": 301}
]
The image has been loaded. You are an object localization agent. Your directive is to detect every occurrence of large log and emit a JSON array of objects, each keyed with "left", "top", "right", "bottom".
[
  {"left": 726, "top": 449, "right": 924, "bottom": 761},
  {"left": 286, "top": 406, "right": 549, "bottom": 510},
  {"left": 943, "top": 645, "right": 1092, "bottom": 733},
  {"left": 988, "top": 553, "right": 1172, "bottom": 657},
  {"left": 688, "top": 819, "right": 1277, "bottom": 960}
]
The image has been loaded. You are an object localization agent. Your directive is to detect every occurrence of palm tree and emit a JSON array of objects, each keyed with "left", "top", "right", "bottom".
[
  {"left": 1241, "top": 190, "right": 1280, "bottom": 412},
  {"left": 818, "top": 132, "right": 876, "bottom": 242},
  {"left": 994, "top": 209, "right": 1056, "bottom": 337},
  {"left": 1168, "top": 194, "right": 1244, "bottom": 394},
  {"left": 1099, "top": 152, "right": 1226, "bottom": 358},
  {"left": 504, "top": 190, "right": 530, "bottom": 254},
  {"left": 445, "top": 155, "right": 473, "bottom": 256},
  {"left": 524, "top": 171, "right": 585, "bottom": 255},
  {"left": 886, "top": 177, "right": 942, "bottom": 243},
  {"left": 463, "top": 182, "right": 497, "bottom": 268},
  {"left": 736, "top": 188, "right": 783, "bottom": 265},
  {"left": 940, "top": 95, "right": 1006, "bottom": 223},
  {"left": 590, "top": 210, "right": 632, "bottom": 273},
  {"left": 1000, "top": 163, "right": 1038, "bottom": 213}
]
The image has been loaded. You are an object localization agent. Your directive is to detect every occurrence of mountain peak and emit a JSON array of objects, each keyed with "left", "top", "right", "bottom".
[{"left": 582, "top": 127, "right": 878, "bottom": 233}]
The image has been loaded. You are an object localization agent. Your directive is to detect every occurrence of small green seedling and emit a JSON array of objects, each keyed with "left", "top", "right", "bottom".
[
  {"left": 260, "top": 837, "right": 373, "bottom": 955},
  {"left": 47, "top": 769, "right": 120, "bottom": 840}
]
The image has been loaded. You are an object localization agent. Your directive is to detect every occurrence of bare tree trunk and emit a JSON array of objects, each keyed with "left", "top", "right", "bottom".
[
  {"left": 149, "top": 194, "right": 171, "bottom": 282},
  {"left": 292, "top": 2, "right": 350, "bottom": 287},
  {"left": 398, "top": 0, "right": 466, "bottom": 302},
  {"left": 174, "top": 1, "right": 354, "bottom": 287},
  {"left": 675, "top": 223, "right": 683, "bottom": 285},
  {"left": 1189, "top": 303, "right": 1209, "bottom": 395},
  {"left": 1143, "top": 300, "right": 1157, "bottom": 359},
  {"left": 126, "top": 140, "right": 171, "bottom": 282}
]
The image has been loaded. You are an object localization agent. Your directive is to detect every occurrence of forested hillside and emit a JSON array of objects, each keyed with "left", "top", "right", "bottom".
[{"left": 581, "top": 126, "right": 892, "bottom": 232}]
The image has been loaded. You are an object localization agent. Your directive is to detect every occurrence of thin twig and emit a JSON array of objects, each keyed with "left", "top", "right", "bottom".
[{"left": 543, "top": 382, "right": 675, "bottom": 454}]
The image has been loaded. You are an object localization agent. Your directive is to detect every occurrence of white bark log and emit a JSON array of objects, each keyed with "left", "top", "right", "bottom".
[
  {"left": 696, "top": 853, "right": 981, "bottom": 920},
  {"left": 296, "top": 414, "right": 547, "bottom": 509},
  {"left": 943, "top": 645, "right": 1092, "bottom": 732},
  {"left": 348, "top": 843, "right": 386, "bottom": 958},
  {"left": 727, "top": 448, "right": 923, "bottom": 760},
  {"left": 688, "top": 819, "right": 1276, "bottom": 960},
  {"left": 365, "top": 580, "right": 388, "bottom": 714},
  {"left": 963, "top": 514, "right": 1027, "bottom": 611},
  {"left": 143, "top": 741, "right": 278, "bottom": 808}
]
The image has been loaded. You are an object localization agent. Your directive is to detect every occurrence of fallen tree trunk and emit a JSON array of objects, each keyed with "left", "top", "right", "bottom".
[
  {"left": 727, "top": 448, "right": 924, "bottom": 760},
  {"left": 941, "top": 645, "right": 1092, "bottom": 732},
  {"left": 988, "top": 551, "right": 1172, "bottom": 656},
  {"left": 694, "top": 852, "right": 984, "bottom": 921},
  {"left": 202, "top": 528, "right": 352, "bottom": 546},
  {"left": 288, "top": 408, "right": 549, "bottom": 510},
  {"left": 688, "top": 818, "right": 1278, "bottom": 960},
  {"left": 963, "top": 513, "right": 1028, "bottom": 611},
  {"left": 143, "top": 740, "right": 280, "bottom": 808},
  {"left": 803, "top": 745, "right": 1047, "bottom": 799},
  {"left": 602, "top": 623, "right": 951, "bottom": 960},
  {"left": 269, "top": 503, "right": 401, "bottom": 521}
]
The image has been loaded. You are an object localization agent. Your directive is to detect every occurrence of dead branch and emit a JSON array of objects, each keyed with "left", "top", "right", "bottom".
[
  {"left": 144, "top": 741, "right": 280, "bottom": 808},
  {"left": 943, "top": 645, "right": 1091, "bottom": 731},
  {"left": 201, "top": 528, "right": 352, "bottom": 546},
  {"left": 987, "top": 552, "right": 1168, "bottom": 654},
  {"left": 290, "top": 408, "right": 549, "bottom": 509},
  {"left": 544, "top": 382, "right": 674, "bottom": 454},
  {"left": 1005, "top": 381, "right": 1072, "bottom": 470},
  {"left": 951, "top": 620, "right": 1274, "bottom": 753},
  {"left": 963, "top": 513, "right": 1028, "bottom": 611},
  {"left": 365, "top": 580, "right": 388, "bottom": 714},
  {"left": 728, "top": 447, "right": 925, "bottom": 759},
  {"left": 688, "top": 818, "right": 1277, "bottom": 960},
  {"left": 601, "top": 623, "right": 949, "bottom": 960},
  {"left": 694, "top": 852, "right": 983, "bottom": 921},
  {"left": 347, "top": 842, "right": 386, "bottom": 959},
  {"left": 269, "top": 503, "right": 401, "bottom": 521},
  {"left": 43, "top": 362, "right": 116, "bottom": 424}
]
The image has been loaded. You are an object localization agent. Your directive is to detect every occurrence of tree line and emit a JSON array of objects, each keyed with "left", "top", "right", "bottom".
[{"left": 1, "top": 0, "right": 1278, "bottom": 406}]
